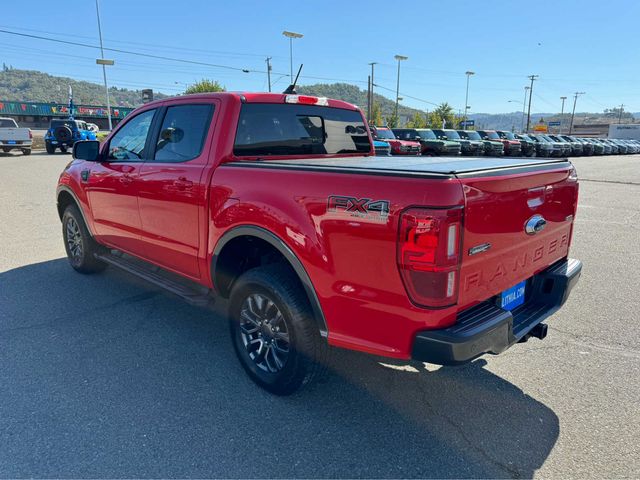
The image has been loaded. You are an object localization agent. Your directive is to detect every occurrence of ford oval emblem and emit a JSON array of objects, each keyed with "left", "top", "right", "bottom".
[{"left": 525, "top": 215, "right": 547, "bottom": 235}]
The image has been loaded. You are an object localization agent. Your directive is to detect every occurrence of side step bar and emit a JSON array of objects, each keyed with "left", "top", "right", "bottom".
[{"left": 95, "top": 251, "right": 214, "bottom": 308}]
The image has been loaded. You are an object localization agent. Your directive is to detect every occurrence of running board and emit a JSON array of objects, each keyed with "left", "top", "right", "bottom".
[{"left": 95, "top": 251, "right": 214, "bottom": 308}]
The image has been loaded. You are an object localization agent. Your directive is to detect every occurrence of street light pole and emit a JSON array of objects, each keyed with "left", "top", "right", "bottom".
[
  {"left": 618, "top": 104, "right": 625, "bottom": 124},
  {"left": 560, "top": 96, "right": 567, "bottom": 134},
  {"left": 464, "top": 71, "right": 474, "bottom": 130},
  {"left": 569, "top": 92, "right": 585, "bottom": 135},
  {"left": 525, "top": 74, "right": 538, "bottom": 133},
  {"left": 95, "top": 0, "right": 113, "bottom": 131},
  {"left": 521, "top": 86, "right": 530, "bottom": 133},
  {"left": 282, "top": 31, "right": 303, "bottom": 83},
  {"left": 394, "top": 55, "right": 408, "bottom": 123}
]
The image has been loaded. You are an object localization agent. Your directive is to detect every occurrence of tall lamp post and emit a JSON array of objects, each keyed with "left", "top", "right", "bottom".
[
  {"left": 569, "top": 92, "right": 585, "bottom": 135},
  {"left": 282, "top": 31, "right": 303, "bottom": 83},
  {"left": 95, "top": 0, "right": 114, "bottom": 131},
  {"left": 525, "top": 74, "right": 538, "bottom": 133},
  {"left": 394, "top": 55, "right": 408, "bottom": 123},
  {"left": 463, "top": 71, "right": 474, "bottom": 130},
  {"left": 559, "top": 96, "right": 567, "bottom": 134}
]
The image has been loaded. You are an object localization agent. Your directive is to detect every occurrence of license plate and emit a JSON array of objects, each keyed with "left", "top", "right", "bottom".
[
  {"left": 500, "top": 281, "right": 526, "bottom": 311},
  {"left": 7, "top": 140, "right": 16, "bottom": 144},
  {"left": 51, "top": 141, "right": 58, "bottom": 144}
]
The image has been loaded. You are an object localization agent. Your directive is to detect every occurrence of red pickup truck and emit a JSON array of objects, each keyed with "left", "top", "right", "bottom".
[{"left": 57, "top": 92, "right": 582, "bottom": 395}]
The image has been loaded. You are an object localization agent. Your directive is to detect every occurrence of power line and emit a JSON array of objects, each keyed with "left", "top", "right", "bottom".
[{"left": 0, "top": 28, "right": 264, "bottom": 74}]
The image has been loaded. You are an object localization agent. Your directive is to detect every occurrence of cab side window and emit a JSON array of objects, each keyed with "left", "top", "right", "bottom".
[
  {"left": 153, "top": 104, "right": 213, "bottom": 162},
  {"left": 108, "top": 109, "right": 156, "bottom": 161}
]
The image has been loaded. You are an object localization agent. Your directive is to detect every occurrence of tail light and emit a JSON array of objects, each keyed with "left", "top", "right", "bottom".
[
  {"left": 28, "top": 129, "right": 33, "bottom": 139},
  {"left": 397, "top": 207, "right": 463, "bottom": 308},
  {"left": 284, "top": 94, "right": 329, "bottom": 106}
]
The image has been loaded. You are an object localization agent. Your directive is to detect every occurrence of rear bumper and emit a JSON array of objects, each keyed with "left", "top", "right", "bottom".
[{"left": 411, "top": 258, "right": 582, "bottom": 365}]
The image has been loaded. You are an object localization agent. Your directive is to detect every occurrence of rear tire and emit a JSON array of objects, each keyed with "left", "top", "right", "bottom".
[
  {"left": 45, "top": 142, "right": 56, "bottom": 154},
  {"left": 62, "top": 204, "right": 107, "bottom": 274},
  {"left": 2, "top": 147, "right": 11, "bottom": 153},
  {"left": 229, "top": 265, "right": 328, "bottom": 395}
]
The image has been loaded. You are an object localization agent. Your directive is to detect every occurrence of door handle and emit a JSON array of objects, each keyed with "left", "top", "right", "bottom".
[
  {"left": 173, "top": 177, "right": 193, "bottom": 190},
  {"left": 119, "top": 173, "right": 133, "bottom": 185}
]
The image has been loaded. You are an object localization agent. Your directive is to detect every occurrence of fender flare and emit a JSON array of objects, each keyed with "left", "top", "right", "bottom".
[
  {"left": 56, "top": 185, "right": 95, "bottom": 237},
  {"left": 212, "top": 225, "right": 328, "bottom": 337}
]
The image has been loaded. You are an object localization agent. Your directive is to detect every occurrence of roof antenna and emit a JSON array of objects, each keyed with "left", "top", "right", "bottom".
[{"left": 283, "top": 64, "right": 303, "bottom": 94}]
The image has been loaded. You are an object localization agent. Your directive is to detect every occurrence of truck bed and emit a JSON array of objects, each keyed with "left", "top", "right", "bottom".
[{"left": 227, "top": 156, "right": 570, "bottom": 178}]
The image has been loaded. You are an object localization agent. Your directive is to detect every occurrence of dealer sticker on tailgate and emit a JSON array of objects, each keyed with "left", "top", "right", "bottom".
[{"left": 500, "top": 281, "right": 526, "bottom": 311}]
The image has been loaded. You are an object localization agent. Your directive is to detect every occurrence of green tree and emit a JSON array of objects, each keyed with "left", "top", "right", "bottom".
[
  {"left": 371, "top": 103, "right": 383, "bottom": 126},
  {"left": 184, "top": 79, "right": 225, "bottom": 94},
  {"left": 385, "top": 114, "right": 399, "bottom": 128},
  {"left": 406, "top": 111, "right": 427, "bottom": 128}
]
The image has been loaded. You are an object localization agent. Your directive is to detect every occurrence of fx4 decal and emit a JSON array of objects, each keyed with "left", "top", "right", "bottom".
[{"left": 327, "top": 195, "right": 390, "bottom": 222}]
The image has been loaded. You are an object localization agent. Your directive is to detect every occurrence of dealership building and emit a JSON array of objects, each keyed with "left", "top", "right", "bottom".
[{"left": 0, "top": 100, "right": 134, "bottom": 129}]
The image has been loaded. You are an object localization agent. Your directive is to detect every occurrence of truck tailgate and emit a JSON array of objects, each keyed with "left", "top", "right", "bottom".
[
  {"left": 0, "top": 128, "right": 31, "bottom": 142},
  {"left": 457, "top": 163, "right": 578, "bottom": 309}
]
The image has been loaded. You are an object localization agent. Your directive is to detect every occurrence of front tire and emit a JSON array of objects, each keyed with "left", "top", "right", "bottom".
[
  {"left": 62, "top": 205, "right": 107, "bottom": 274},
  {"left": 22, "top": 148, "right": 31, "bottom": 156},
  {"left": 60, "top": 145, "right": 68, "bottom": 154},
  {"left": 229, "top": 265, "right": 328, "bottom": 395}
]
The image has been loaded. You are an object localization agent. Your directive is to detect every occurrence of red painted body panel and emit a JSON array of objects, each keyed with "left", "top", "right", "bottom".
[{"left": 57, "top": 92, "right": 579, "bottom": 360}]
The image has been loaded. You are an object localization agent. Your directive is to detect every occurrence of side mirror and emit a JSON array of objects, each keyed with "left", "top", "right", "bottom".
[
  {"left": 414, "top": 136, "right": 421, "bottom": 140},
  {"left": 73, "top": 140, "right": 101, "bottom": 161}
]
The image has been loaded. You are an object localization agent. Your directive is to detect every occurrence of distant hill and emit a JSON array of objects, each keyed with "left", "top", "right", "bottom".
[
  {"left": 298, "top": 82, "right": 425, "bottom": 122},
  {"left": 1, "top": 67, "right": 636, "bottom": 129},
  {"left": 0, "top": 67, "right": 167, "bottom": 107}
]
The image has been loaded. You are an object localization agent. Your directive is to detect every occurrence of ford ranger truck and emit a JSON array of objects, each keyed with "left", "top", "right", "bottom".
[
  {"left": 57, "top": 93, "right": 582, "bottom": 395},
  {"left": 0, "top": 117, "right": 32, "bottom": 155},
  {"left": 372, "top": 126, "right": 421, "bottom": 155}
]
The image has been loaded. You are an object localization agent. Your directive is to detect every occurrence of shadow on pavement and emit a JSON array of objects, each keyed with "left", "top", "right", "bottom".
[{"left": 0, "top": 259, "right": 559, "bottom": 478}]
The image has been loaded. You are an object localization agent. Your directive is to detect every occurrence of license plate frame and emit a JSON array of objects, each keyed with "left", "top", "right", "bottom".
[{"left": 500, "top": 281, "right": 526, "bottom": 311}]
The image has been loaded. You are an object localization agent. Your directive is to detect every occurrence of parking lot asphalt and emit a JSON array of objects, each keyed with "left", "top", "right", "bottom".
[{"left": 0, "top": 151, "right": 639, "bottom": 478}]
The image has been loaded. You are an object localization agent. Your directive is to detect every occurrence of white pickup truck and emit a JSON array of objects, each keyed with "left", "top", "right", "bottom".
[{"left": 0, "top": 117, "right": 32, "bottom": 155}]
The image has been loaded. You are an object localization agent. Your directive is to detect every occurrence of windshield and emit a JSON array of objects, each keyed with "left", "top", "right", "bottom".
[
  {"left": 415, "top": 129, "right": 437, "bottom": 140},
  {"left": 51, "top": 120, "right": 75, "bottom": 129},
  {"left": 375, "top": 128, "right": 396, "bottom": 140},
  {"left": 432, "top": 129, "right": 460, "bottom": 140},
  {"left": 479, "top": 131, "right": 500, "bottom": 140},
  {"left": 0, "top": 118, "right": 17, "bottom": 128},
  {"left": 518, "top": 134, "right": 533, "bottom": 141},
  {"left": 498, "top": 131, "right": 516, "bottom": 140},
  {"left": 460, "top": 130, "right": 481, "bottom": 140},
  {"left": 234, "top": 104, "right": 370, "bottom": 156}
]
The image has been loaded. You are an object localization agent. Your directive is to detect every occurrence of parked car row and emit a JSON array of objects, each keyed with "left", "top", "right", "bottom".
[{"left": 371, "top": 125, "right": 640, "bottom": 157}]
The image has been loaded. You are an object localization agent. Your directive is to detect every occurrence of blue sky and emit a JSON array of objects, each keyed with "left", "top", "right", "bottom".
[{"left": 1, "top": 0, "right": 638, "bottom": 114}]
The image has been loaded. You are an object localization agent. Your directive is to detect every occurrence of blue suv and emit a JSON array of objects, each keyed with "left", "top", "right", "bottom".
[{"left": 45, "top": 119, "right": 97, "bottom": 154}]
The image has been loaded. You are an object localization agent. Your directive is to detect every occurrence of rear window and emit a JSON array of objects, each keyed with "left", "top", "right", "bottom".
[
  {"left": 375, "top": 128, "right": 396, "bottom": 140},
  {"left": 0, "top": 119, "right": 17, "bottom": 128},
  {"left": 234, "top": 104, "right": 370, "bottom": 156}
]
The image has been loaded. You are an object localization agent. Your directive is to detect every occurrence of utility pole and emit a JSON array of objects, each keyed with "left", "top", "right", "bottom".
[
  {"left": 568, "top": 92, "right": 585, "bottom": 135},
  {"left": 618, "top": 104, "right": 625, "bottom": 124},
  {"left": 525, "top": 74, "right": 538, "bottom": 133},
  {"left": 368, "top": 62, "right": 377, "bottom": 124},
  {"left": 464, "top": 71, "right": 474, "bottom": 130},
  {"left": 394, "top": 55, "right": 408, "bottom": 123},
  {"left": 521, "top": 86, "right": 530, "bottom": 133},
  {"left": 560, "top": 96, "right": 567, "bottom": 134},
  {"left": 95, "top": 0, "right": 113, "bottom": 131},
  {"left": 265, "top": 57, "right": 272, "bottom": 92}
]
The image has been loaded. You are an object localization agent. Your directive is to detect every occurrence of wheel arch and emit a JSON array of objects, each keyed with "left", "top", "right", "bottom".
[
  {"left": 56, "top": 186, "right": 95, "bottom": 236},
  {"left": 212, "top": 225, "right": 328, "bottom": 337}
]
